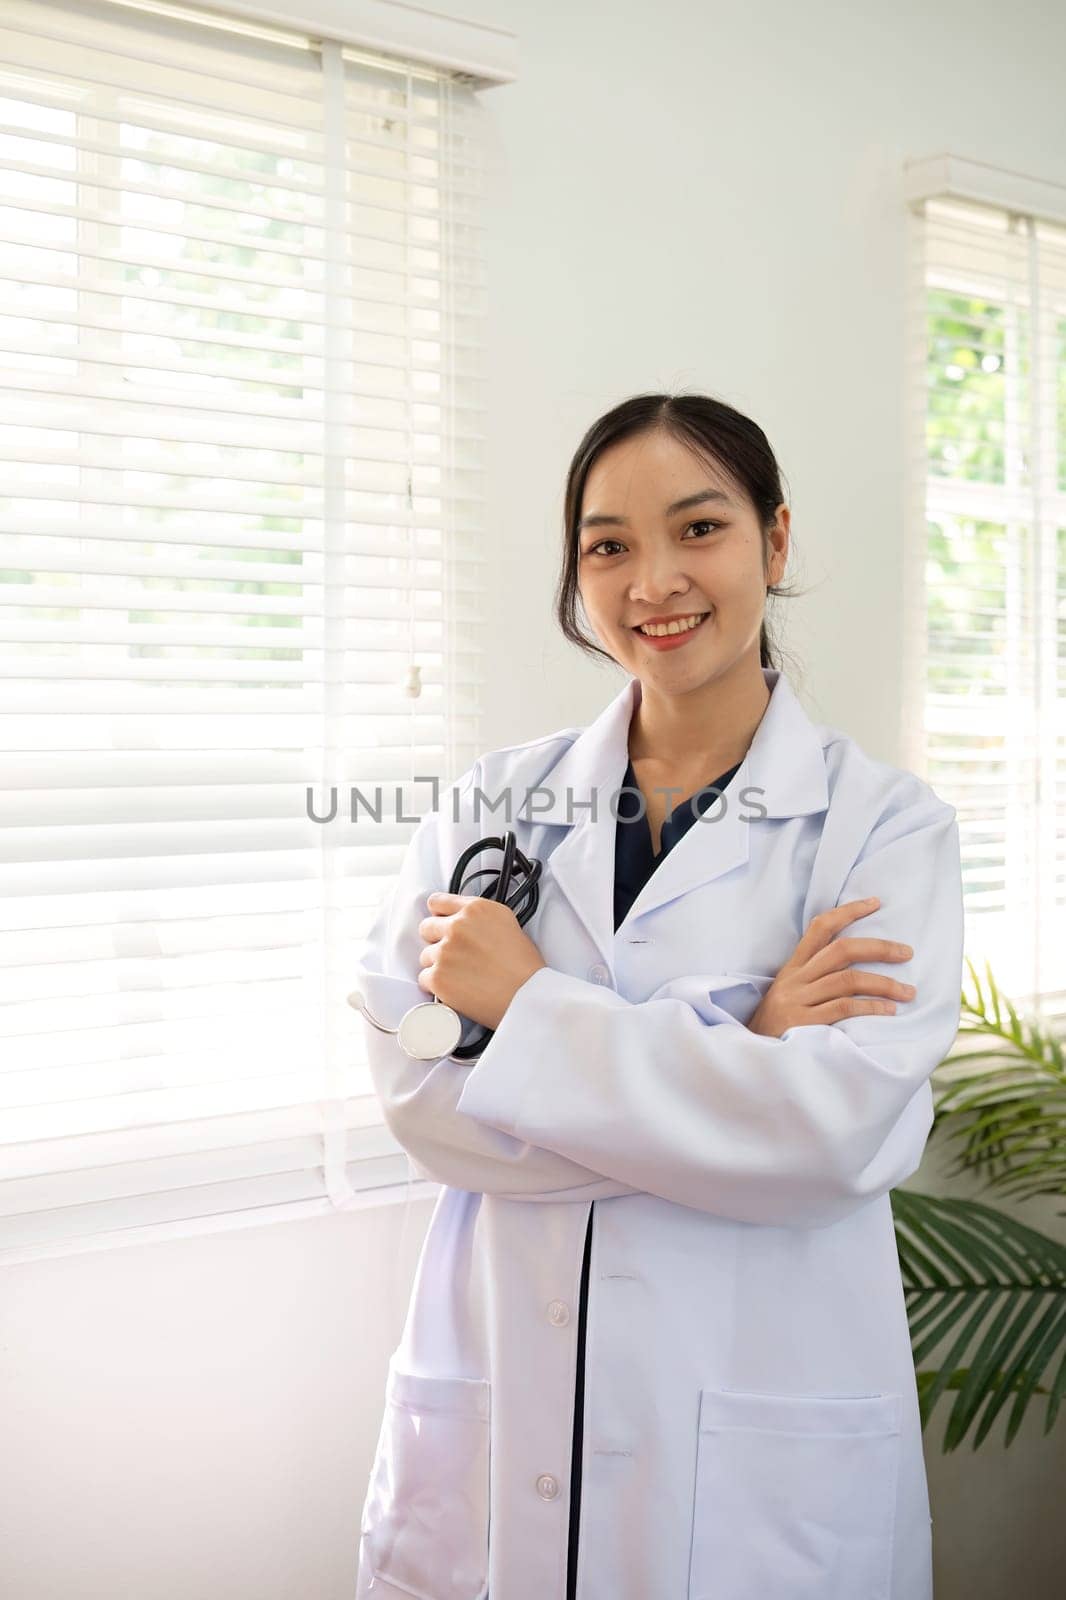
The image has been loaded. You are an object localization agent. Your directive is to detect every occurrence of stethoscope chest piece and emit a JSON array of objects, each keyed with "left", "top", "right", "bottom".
[
  {"left": 396, "top": 998, "right": 463, "bottom": 1060},
  {"left": 346, "top": 985, "right": 464, "bottom": 1062}
]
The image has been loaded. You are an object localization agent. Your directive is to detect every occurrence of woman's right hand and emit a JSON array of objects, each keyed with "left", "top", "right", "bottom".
[{"left": 747, "top": 896, "right": 916, "bottom": 1038}]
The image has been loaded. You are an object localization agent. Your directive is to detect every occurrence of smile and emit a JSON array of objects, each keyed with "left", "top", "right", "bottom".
[{"left": 633, "top": 611, "right": 710, "bottom": 637}]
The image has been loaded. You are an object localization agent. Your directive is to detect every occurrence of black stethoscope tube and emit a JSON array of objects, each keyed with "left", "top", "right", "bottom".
[{"left": 446, "top": 832, "right": 543, "bottom": 1059}]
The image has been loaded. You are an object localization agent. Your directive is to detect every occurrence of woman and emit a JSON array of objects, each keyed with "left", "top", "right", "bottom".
[{"left": 353, "top": 393, "right": 963, "bottom": 1600}]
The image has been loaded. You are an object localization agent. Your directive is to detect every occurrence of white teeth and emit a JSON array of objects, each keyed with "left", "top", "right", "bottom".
[{"left": 637, "top": 612, "right": 708, "bottom": 637}]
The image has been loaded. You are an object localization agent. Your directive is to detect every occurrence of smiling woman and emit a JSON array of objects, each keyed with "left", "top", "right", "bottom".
[{"left": 354, "top": 390, "right": 963, "bottom": 1600}]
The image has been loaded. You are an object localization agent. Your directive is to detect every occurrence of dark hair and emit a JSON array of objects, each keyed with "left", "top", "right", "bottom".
[{"left": 555, "top": 392, "right": 801, "bottom": 671}]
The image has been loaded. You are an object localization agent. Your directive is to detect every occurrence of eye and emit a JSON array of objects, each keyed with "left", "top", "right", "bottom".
[{"left": 581, "top": 521, "right": 724, "bottom": 559}]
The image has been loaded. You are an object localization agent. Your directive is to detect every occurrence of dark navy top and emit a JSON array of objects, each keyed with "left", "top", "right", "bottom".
[{"left": 565, "top": 754, "right": 743, "bottom": 1597}]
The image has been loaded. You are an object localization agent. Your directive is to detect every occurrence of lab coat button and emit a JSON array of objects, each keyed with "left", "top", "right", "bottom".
[
  {"left": 588, "top": 963, "right": 611, "bottom": 985},
  {"left": 536, "top": 1473, "right": 560, "bottom": 1500},
  {"left": 547, "top": 1299, "right": 570, "bottom": 1326}
]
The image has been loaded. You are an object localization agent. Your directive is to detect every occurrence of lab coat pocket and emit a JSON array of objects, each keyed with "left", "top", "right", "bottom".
[
  {"left": 360, "top": 1359, "right": 491, "bottom": 1600},
  {"left": 687, "top": 1388, "right": 902, "bottom": 1600}
]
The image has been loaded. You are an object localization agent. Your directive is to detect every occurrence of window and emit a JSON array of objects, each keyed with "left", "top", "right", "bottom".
[
  {"left": 904, "top": 160, "right": 1066, "bottom": 1025},
  {"left": 0, "top": 0, "right": 499, "bottom": 1258}
]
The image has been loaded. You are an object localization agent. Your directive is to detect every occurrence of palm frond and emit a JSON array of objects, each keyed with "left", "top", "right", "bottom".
[
  {"left": 930, "top": 958, "right": 1066, "bottom": 1204},
  {"left": 891, "top": 1191, "right": 1066, "bottom": 1450}
]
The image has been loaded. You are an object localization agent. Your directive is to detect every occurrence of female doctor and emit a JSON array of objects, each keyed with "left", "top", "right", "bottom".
[{"left": 353, "top": 392, "right": 964, "bottom": 1600}]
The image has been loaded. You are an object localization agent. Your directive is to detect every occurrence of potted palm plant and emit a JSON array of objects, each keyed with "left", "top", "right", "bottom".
[{"left": 891, "top": 958, "right": 1066, "bottom": 1450}]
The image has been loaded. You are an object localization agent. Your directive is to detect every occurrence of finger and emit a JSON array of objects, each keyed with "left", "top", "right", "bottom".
[
  {"left": 803, "top": 969, "right": 917, "bottom": 1005},
  {"left": 417, "top": 914, "right": 452, "bottom": 943},
  {"left": 416, "top": 966, "right": 438, "bottom": 996},
  {"left": 801, "top": 936, "right": 915, "bottom": 978},
  {"left": 803, "top": 996, "right": 899, "bottom": 1023},
  {"left": 426, "top": 891, "right": 471, "bottom": 912},
  {"left": 788, "top": 898, "right": 882, "bottom": 965}
]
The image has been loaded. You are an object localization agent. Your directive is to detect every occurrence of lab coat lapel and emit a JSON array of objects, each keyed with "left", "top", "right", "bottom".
[
  {"left": 516, "top": 667, "right": 830, "bottom": 970},
  {"left": 515, "top": 675, "right": 634, "bottom": 967}
]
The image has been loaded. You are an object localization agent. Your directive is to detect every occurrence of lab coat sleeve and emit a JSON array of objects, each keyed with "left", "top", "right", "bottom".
[
  {"left": 353, "top": 765, "right": 644, "bottom": 1202},
  {"left": 454, "top": 786, "right": 964, "bottom": 1228}
]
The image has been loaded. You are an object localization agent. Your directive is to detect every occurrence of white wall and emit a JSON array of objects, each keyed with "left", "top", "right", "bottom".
[
  {"left": 477, "top": 0, "right": 1066, "bottom": 761},
  {"left": 4, "top": 1, "right": 1066, "bottom": 1595}
]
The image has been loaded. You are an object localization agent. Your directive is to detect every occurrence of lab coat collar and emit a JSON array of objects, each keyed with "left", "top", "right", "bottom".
[{"left": 515, "top": 666, "right": 829, "bottom": 958}]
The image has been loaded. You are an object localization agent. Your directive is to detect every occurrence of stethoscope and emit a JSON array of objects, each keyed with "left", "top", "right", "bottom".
[{"left": 347, "top": 830, "right": 543, "bottom": 1063}]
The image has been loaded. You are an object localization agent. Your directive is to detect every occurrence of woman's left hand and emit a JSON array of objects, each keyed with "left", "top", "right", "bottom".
[{"left": 417, "top": 892, "right": 548, "bottom": 1031}]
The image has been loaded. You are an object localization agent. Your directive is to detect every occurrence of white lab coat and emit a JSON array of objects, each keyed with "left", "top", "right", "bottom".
[{"left": 353, "top": 666, "right": 964, "bottom": 1600}]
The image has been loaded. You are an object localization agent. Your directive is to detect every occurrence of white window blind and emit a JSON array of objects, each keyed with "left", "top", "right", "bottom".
[
  {"left": 0, "top": 0, "right": 489, "bottom": 1259},
  {"left": 903, "top": 180, "right": 1066, "bottom": 1025}
]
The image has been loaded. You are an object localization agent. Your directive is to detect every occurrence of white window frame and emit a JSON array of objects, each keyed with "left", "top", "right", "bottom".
[{"left": 903, "top": 154, "right": 1066, "bottom": 1028}]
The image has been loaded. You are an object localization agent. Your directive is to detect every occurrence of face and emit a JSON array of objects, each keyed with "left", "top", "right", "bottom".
[{"left": 575, "top": 428, "right": 789, "bottom": 693}]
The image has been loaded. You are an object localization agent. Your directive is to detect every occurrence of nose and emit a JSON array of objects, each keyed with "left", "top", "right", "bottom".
[{"left": 628, "top": 545, "right": 691, "bottom": 605}]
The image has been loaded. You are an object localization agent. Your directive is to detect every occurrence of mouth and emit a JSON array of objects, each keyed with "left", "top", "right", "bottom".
[{"left": 631, "top": 610, "right": 712, "bottom": 649}]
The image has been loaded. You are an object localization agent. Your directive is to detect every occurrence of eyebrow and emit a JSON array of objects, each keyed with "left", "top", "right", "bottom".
[{"left": 577, "top": 488, "right": 736, "bottom": 533}]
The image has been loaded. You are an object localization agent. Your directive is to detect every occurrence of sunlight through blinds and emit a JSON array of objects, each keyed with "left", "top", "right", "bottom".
[{"left": 0, "top": 0, "right": 490, "bottom": 1255}]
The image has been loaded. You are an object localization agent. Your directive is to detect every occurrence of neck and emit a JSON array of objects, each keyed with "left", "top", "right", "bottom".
[{"left": 628, "top": 658, "right": 772, "bottom": 771}]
